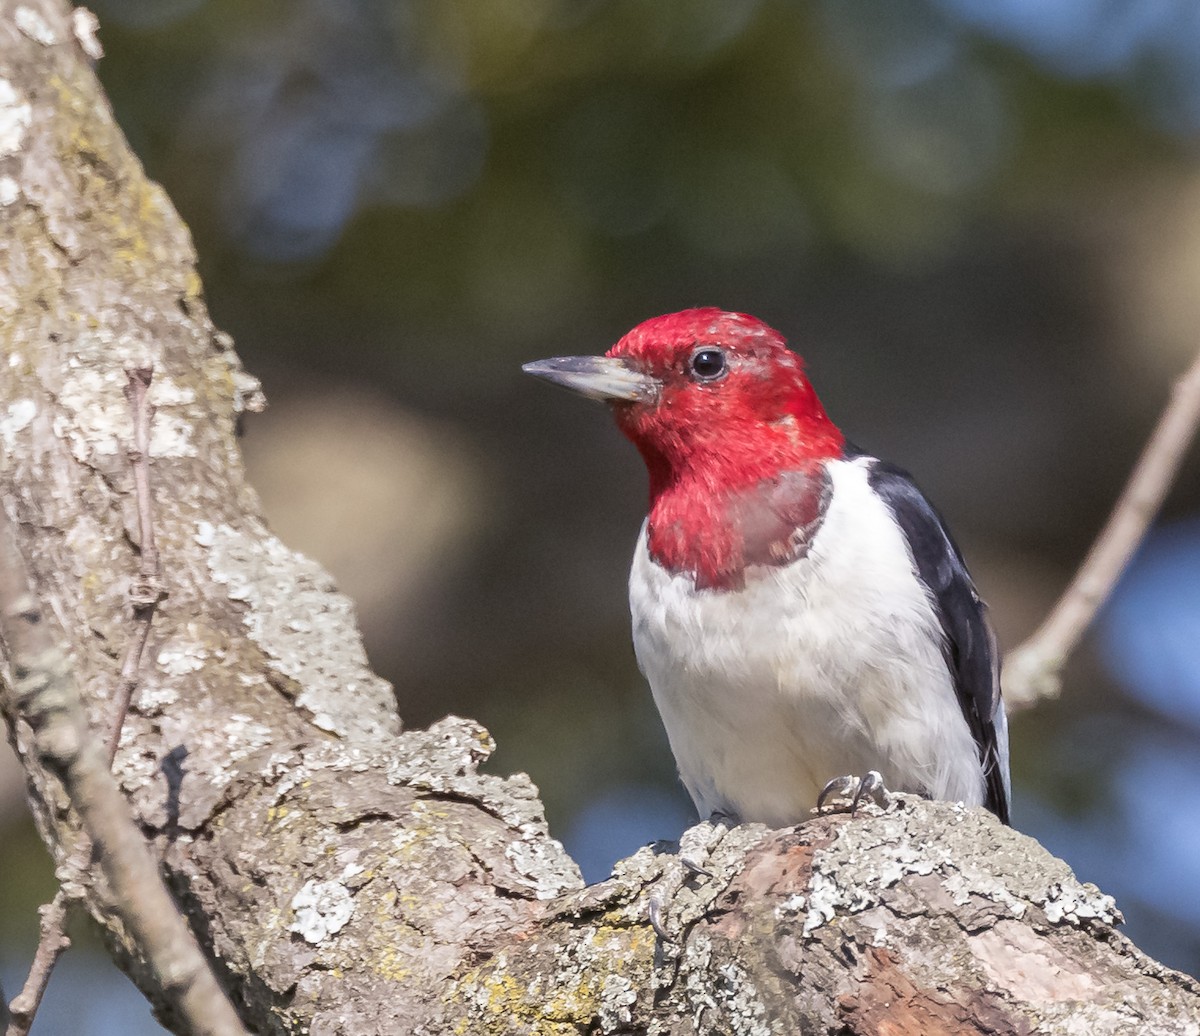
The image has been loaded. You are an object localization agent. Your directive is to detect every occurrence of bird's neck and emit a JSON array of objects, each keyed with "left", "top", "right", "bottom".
[{"left": 640, "top": 423, "right": 843, "bottom": 591}]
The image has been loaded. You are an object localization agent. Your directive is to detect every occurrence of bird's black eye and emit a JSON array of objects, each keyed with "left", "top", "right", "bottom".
[{"left": 689, "top": 347, "right": 726, "bottom": 381}]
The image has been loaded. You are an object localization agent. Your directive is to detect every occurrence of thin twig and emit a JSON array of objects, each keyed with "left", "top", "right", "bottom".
[
  {"left": 1004, "top": 347, "right": 1200, "bottom": 709},
  {"left": 5, "top": 894, "right": 70, "bottom": 1036},
  {"left": 6, "top": 831, "right": 95, "bottom": 1036},
  {"left": 105, "top": 367, "right": 168, "bottom": 766},
  {"left": 6, "top": 369, "right": 169, "bottom": 1034},
  {"left": 0, "top": 517, "right": 249, "bottom": 1036}
]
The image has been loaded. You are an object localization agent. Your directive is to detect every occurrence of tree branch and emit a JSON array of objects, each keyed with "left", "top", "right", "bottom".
[
  {"left": 0, "top": 516, "right": 248, "bottom": 1036},
  {"left": 105, "top": 366, "right": 168, "bottom": 766},
  {"left": 6, "top": 366, "right": 171, "bottom": 1034},
  {"left": 4, "top": 895, "right": 70, "bottom": 1036},
  {"left": 1004, "top": 346, "right": 1200, "bottom": 708}
]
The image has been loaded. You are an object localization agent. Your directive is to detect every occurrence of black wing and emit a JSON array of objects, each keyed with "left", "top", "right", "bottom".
[{"left": 865, "top": 459, "right": 1011, "bottom": 824}]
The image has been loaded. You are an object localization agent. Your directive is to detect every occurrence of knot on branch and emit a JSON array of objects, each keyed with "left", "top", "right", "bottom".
[{"left": 128, "top": 577, "right": 168, "bottom": 611}]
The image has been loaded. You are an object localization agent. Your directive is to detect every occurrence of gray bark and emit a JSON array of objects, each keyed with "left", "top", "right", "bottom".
[{"left": 1, "top": 1, "right": 1198, "bottom": 1032}]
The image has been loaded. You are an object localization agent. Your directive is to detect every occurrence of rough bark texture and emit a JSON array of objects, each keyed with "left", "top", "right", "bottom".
[{"left": 1, "top": 2, "right": 1199, "bottom": 1033}]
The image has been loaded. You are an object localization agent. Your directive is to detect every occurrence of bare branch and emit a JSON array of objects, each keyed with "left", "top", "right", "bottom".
[
  {"left": 4, "top": 895, "right": 70, "bottom": 1036},
  {"left": 6, "top": 367, "right": 171, "bottom": 1032},
  {"left": 0, "top": 516, "right": 249, "bottom": 1036},
  {"left": 1005, "top": 347, "right": 1200, "bottom": 708},
  {"left": 105, "top": 366, "right": 168, "bottom": 766}
]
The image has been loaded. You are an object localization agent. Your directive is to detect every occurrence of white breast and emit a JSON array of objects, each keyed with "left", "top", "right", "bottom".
[{"left": 628, "top": 457, "right": 986, "bottom": 827}]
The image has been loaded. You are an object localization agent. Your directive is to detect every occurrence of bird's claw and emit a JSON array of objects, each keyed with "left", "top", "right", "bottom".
[
  {"left": 678, "top": 856, "right": 714, "bottom": 878},
  {"left": 648, "top": 891, "right": 670, "bottom": 942},
  {"left": 816, "top": 770, "right": 891, "bottom": 815},
  {"left": 646, "top": 812, "right": 731, "bottom": 943}
]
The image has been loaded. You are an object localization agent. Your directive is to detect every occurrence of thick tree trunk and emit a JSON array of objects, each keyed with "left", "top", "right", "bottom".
[{"left": 1, "top": 2, "right": 1198, "bottom": 1032}]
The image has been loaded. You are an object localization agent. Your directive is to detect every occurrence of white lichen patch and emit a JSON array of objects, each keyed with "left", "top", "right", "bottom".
[
  {"left": 149, "top": 412, "right": 197, "bottom": 458},
  {"left": 15, "top": 5, "right": 59, "bottom": 45},
  {"left": 113, "top": 744, "right": 162, "bottom": 797},
  {"left": 156, "top": 641, "right": 208, "bottom": 676},
  {"left": 597, "top": 974, "right": 637, "bottom": 1031},
  {"left": 504, "top": 835, "right": 580, "bottom": 901},
  {"left": 712, "top": 958, "right": 774, "bottom": 1036},
  {"left": 206, "top": 521, "right": 397, "bottom": 744},
  {"left": 802, "top": 812, "right": 955, "bottom": 936},
  {"left": 194, "top": 520, "right": 216, "bottom": 547},
  {"left": 0, "top": 79, "right": 32, "bottom": 156},
  {"left": 148, "top": 377, "right": 196, "bottom": 408},
  {"left": 386, "top": 716, "right": 496, "bottom": 784},
  {"left": 380, "top": 719, "right": 584, "bottom": 899},
  {"left": 304, "top": 742, "right": 374, "bottom": 776},
  {"left": 1, "top": 399, "right": 36, "bottom": 450},
  {"left": 677, "top": 932, "right": 772, "bottom": 1036},
  {"left": 392, "top": 826, "right": 421, "bottom": 854},
  {"left": 774, "top": 892, "right": 807, "bottom": 920},
  {"left": 52, "top": 355, "right": 200, "bottom": 461},
  {"left": 309, "top": 711, "right": 340, "bottom": 733},
  {"left": 801, "top": 801, "right": 1123, "bottom": 938},
  {"left": 71, "top": 7, "right": 103, "bottom": 59},
  {"left": 681, "top": 932, "right": 717, "bottom": 1020},
  {"left": 135, "top": 682, "right": 179, "bottom": 712},
  {"left": 149, "top": 376, "right": 198, "bottom": 458},
  {"left": 802, "top": 871, "right": 852, "bottom": 935},
  {"left": 289, "top": 879, "right": 355, "bottom": 944},
  {"left": 940, "top": 867, "right": 1027, "bottom": 918},
  {"left": 205, "top": 712, "right": 274, "bottom": 789},
  {"left": 0, "top": 175, "right": 19, "bottom": 206},
  {"left": 54, "top": 365, "right": 130, "bottom": 460},
  {"left": 232, "top": 368, "right": 266, "bottom": 415},
  {"left": 1041, "top": 880, "right": 1120, "bottom": 926}
]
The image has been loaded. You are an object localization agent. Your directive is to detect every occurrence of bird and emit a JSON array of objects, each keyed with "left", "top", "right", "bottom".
[{"left": 523, "top": 308, "right": 1011, "bottom": 828}]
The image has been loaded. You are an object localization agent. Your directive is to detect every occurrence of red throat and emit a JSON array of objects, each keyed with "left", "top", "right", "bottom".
[{"left": 606, "top": 309, "right": 844, "bottom": 589}]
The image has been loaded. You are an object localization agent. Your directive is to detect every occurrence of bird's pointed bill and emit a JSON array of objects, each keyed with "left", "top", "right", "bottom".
[{"left": 522, "top": 356, "right": 660, "bottom": 403}]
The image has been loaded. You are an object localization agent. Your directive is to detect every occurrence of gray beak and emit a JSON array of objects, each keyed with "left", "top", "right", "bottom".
[{"left": 522, "top": 355, "right": 660, "bottom": 404}]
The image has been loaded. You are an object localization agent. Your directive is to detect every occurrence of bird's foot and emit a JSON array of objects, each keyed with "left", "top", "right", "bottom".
[
  {"left": 816, "top": 770, "right": 892, "bottom": 816},
  {"left": 648, "top": 811, "right": 733, "bottom": 943}
]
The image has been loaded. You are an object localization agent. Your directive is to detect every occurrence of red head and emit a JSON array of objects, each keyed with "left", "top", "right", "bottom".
[
  {"left": 523, "top": 309, "right": 845, "bottom": 587},
  {"left": 525, "top": 308, "right": 843, "bottom": 499},
  {"left": 605, "top": 309, "right": 842, "bottom": 498}
]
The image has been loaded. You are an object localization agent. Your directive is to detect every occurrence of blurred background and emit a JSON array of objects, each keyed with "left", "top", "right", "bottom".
[{"left": 5, "top": 0, "right": 1200, "bottom": 1030}]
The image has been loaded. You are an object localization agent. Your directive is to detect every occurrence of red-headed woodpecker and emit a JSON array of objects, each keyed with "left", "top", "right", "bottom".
[{"left": 524, "top": 308, "right": 1011, "bottom": 827}]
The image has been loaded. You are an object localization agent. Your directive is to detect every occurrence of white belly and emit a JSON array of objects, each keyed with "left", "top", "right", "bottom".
[{"left": 629, "top": 458, "right": 985, "bottom": 827}]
